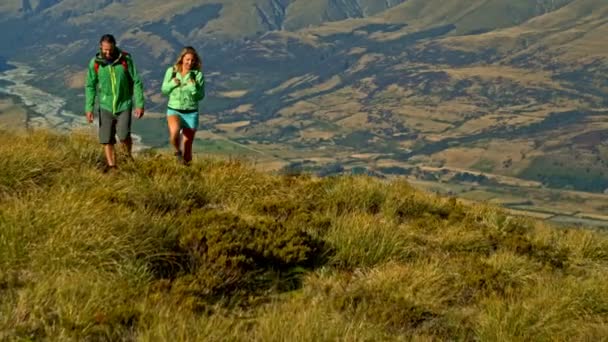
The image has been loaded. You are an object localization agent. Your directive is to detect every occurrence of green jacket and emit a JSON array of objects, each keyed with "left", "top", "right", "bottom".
[
  {"left": 85, "top": 48, "right": 144, "bottom": 114},
  {"left": 161, "top": 66, "right": 205, "bottom": 110}
]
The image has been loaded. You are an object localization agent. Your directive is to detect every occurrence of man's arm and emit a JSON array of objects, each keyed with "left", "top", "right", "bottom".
[
  {"left": 84, "top": 59, "right": 97, "bottom": 122},
  {"left": 128, "top": 56, "right": 145, "bottom": 118}
]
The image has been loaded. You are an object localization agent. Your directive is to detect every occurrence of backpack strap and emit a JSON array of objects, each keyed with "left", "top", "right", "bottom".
[{"left": 119, "top": 51, "right": 130, "bottom": 73}]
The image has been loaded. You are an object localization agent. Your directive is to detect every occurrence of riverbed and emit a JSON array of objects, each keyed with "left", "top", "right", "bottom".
[{"left": 0, "top": 62, "right": 146, "bottom": 149}]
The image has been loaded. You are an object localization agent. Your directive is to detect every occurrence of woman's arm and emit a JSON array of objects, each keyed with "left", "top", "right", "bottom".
[
  {"left": 182, "top": 70, "right": 205, "bottom": 102},
  {"left": 194, "top": 71, "right": 205, "bottom": 102}
]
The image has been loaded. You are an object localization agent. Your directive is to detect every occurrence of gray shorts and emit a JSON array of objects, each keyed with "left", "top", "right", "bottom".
[{"left": 98, "top": 108, "right": 132, "bottom": 144}]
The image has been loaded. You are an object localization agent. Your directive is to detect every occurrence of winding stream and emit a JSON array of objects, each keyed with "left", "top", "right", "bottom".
[{"left": 0, "top": 62, "right": 145, "bottom": 149}]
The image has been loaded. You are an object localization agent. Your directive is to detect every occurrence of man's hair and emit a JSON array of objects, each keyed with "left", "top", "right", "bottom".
[{"left": 99, "top": 34, "right": 116, "bottom": 45}]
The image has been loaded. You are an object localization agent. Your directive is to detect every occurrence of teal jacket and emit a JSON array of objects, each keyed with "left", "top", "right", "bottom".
[
  {"left": 161, "top": 66, "right": 205, "bottom": 111},
  {"left": 85, "top": 48, "right": 145, "bottom": 114}
]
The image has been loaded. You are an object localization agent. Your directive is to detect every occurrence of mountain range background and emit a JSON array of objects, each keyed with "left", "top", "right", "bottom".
[{"left": 0, "top": 0, "right": 607, "bottom": 226}]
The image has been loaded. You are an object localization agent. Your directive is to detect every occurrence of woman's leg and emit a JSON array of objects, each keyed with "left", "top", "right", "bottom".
[
  {"left": 182, "top": 128, "right": 197, "bottom": 164},
  {"left": 167, "top": 115, "right": 182, "bottom": 154}
]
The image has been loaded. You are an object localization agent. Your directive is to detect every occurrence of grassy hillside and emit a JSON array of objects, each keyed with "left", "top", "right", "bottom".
[{"left": 1, "top": 130, "right": 607, "bottom": 340}]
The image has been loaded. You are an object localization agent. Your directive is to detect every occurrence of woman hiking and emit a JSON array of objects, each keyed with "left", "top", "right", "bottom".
[{"left": 161, "top": 46, "right": 205, "bottom": 165}]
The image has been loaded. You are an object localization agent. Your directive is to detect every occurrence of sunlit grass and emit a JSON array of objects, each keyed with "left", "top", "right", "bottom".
[{"left": 1, "top": 130, "right": 607, "bottom": 340}]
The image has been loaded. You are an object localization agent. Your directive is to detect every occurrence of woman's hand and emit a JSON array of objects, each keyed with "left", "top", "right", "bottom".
[{"left": 173, "top": 78, "right": 181, "bottom": 86}]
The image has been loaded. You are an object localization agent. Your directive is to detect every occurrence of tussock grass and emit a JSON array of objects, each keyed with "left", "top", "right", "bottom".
[
  {"left": 326, "top": 213, "right": 417, "bottom": 267},
  {"left": 1, "top": 131, "right": 607, "bottom": 340}
]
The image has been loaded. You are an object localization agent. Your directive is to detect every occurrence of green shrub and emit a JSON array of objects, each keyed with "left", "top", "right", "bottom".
[{"left": 166, "top": 210, "right": 325, "bottom": 305}]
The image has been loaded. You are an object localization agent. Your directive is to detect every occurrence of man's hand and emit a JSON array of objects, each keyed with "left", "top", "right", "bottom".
[
  {"left": 86, "top": 112, "right": 94, "bottom": 123},
  {"left": 135, "top": 108, "right": 144, "bottom": 119}
]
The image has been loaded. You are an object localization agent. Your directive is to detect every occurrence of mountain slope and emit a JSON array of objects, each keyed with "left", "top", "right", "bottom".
[
  {"left": 0, "top": 0, "right": 408, "bottom": 39},
  {"left": 382, "top": 0, "right": 574, "bottom": 34},
  {"left": 438, "top": 0, "right": 608, "bottom": 63}
]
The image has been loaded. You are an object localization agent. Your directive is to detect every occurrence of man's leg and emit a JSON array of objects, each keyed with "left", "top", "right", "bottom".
[
  {"left": 116, "top": 108, "right": 133, "bottom": 160},
  {"left": 121, "top": 135, "right": 132, "bottom": 157},
  {"left": 104, "top": 144, "right": 116, "bottom": 167},
  {"left": 99, "top": 109, "right": 117, "bottom": 167}
]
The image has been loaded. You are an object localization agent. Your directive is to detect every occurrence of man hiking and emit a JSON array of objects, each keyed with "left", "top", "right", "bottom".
[{"left": 85, "top": 34, "right": 144, "bottom": 172}]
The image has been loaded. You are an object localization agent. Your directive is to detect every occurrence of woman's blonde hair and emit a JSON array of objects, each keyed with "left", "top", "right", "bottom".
[{"left": 173, "top": 46, "right": 202, "bottom": 72}]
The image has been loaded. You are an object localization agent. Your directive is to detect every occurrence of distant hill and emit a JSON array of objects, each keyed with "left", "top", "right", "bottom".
[{"left": 0, "top": 0, "right": 409, "bottom": 39}]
